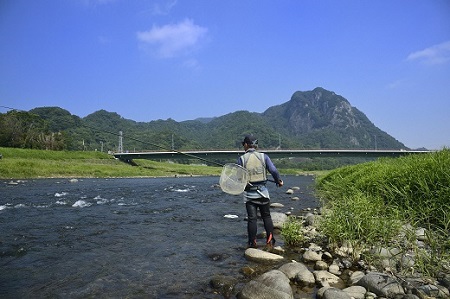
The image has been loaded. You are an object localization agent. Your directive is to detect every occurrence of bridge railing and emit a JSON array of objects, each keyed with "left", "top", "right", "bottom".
[{"left": 113, "top": 149, "right": 432, "bottom": 164}]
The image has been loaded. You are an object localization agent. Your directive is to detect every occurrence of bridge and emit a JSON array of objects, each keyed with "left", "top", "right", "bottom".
[{"left": 113, "top": 149, "right": 431, "bottom": 165}]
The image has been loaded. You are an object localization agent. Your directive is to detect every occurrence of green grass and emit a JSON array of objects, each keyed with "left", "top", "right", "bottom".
[
  {"left": 0, "top": 147, "right": 324, "bottom": 179},
  {"left": 0, "top": 147, "right": 222, "bottom": 179},
  {"left": 316, "top": 149, "right": 450, "bottom": 277},
  {"left": 281, "top": 216, "right": 305, "bottom": 246}
]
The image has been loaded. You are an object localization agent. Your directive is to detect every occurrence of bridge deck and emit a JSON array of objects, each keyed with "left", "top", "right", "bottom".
[{"left": 113, "top": 149, "right": 431, "bottom": 164}]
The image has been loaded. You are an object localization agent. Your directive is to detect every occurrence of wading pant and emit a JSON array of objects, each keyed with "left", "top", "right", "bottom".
[{"left": 245, "top": 200, "right": 274, "bottom": 246}]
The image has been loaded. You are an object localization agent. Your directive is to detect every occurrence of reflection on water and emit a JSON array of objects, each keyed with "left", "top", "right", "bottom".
[{"left": 0, "top": 176, "right": 318, "bottom": 298}]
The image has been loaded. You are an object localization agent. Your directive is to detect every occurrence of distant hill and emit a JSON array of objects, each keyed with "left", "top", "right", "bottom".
[{"left": 5, "top": 87, "right": 407, "bottom": 153}]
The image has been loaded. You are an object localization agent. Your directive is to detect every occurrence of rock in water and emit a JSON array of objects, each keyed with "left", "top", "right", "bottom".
[
  {"left": 244, "top": 248, "right": 284, "bottom": 263},
  {"left": 237, "top": 270, "right": 293, "bottom": 299},
  {"left": 270, "top": 202, "right": 284, "bottom": 208}
]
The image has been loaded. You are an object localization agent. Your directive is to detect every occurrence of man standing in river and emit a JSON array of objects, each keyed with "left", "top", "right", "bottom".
[{"left": 238, "top": 135, "right": 283, "bottom": 249}]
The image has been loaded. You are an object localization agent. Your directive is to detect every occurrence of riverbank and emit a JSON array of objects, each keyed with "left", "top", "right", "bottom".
[
  {"left": 0, "top": 147, "right": 222, "bottom": 179},
  {"left": 317, "top": 149, "right": 449, "bottom": 279},
  {"left": 0, "top": 147, "right": 321, "bottom": 179},
  {"left": 214, "top": 206, "right": 450, "bottom": 298},
  {"left": 216, "top": 149, "right": 449, "bottom": 298}
]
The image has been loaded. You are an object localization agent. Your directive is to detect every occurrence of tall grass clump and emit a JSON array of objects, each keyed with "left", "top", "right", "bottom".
[
  {"left": 318, "top": 190, "right": 403, "bottom": 251},
  {"left": 316, "top": 149, "right": 450, "bottom": 276}
]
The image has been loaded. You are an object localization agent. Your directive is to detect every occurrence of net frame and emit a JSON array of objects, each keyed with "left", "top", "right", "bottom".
[{"left": 219, "top": 163, "right": 249, "bottom": 195}]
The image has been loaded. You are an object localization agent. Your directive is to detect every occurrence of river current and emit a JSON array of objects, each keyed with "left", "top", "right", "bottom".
[{"left": 0, "top": 175, "right": 318, "bottom": 298}]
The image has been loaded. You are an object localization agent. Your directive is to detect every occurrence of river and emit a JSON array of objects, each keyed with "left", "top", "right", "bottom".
[{"left": 0, "top": 175, "right": 318, "bottom": 298}]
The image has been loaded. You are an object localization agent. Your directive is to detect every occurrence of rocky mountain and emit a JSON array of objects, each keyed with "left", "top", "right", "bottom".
[
  {"left": 5, "top": 87, "right": 407, "bottom": 152},
  {"left": 262, "top": 87, "right": 403, "bottom": 149}
]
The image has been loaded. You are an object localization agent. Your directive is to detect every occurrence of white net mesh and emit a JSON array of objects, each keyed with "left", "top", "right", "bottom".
[{"left": 219, "top": 163, "right": 249, "bottom": 195}]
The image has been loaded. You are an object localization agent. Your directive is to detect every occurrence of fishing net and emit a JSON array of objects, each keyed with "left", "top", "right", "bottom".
[{"left": 219, "top": 163, "right": 249, "bottom": 195}]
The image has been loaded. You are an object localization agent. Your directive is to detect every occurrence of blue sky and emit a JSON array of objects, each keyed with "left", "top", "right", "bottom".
[{"left": 1, "top": 0, "right": 449, "bottom": 150}]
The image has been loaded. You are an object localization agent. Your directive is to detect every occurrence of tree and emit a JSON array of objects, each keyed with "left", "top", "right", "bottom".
[{"left": 0, "top": 110, "right": 66, "bottom": 149}]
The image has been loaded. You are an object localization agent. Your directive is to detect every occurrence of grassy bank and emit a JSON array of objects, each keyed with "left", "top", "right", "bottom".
[
  {"left": 0, "top": 147, "right": 321, "bottom": 179},
  {"left": 0, "top": 147, "right": 222, "bottom": 179},
  {"left": 316, "top": 149, "right": 450, "bottom": 277}
]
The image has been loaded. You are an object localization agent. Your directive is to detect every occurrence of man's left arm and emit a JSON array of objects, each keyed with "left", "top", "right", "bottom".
[{"left": 264, "top": 155, "right": 283, "bottom": 186}]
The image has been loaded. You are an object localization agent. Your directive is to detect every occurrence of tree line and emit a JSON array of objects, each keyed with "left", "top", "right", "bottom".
[{"left": 0, "top": 110, "right": 67, "bottom": 150}]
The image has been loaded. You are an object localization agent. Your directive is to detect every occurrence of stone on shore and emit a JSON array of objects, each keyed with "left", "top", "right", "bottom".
[
  {"left": 357, "top": 272, "right": 405, "bottom": 297},
  {"left": 305, "top": 212, "right": 319, "bottom": 226},
  {"left": 322, "top": 288, "right": 352, "bottom": 299},
  {"left": 244, "top": 248, "right": 284, "bottom": 263},
  {"left": 271, "top": 212, "right": 288, "bottom": 229},
  {"left": 295, "top": 268, "right": 316, "bottom": 285},
  {"left": 303, "top": 250, "right": 322, "bottom": 262},
  {"left": 237, "top": 269, "right": 293, "bottom": 299},
  {"left": 349, "top": 270, "right": 365, "bottom": 285},
  {"left": 328, "top": 263, "right": 341, "bottom": 276},
  {"left": 278, "top": 261, "right": 308, "bottom": 279},
  {"left": 313, "top": 270, "right": 345, "bottom": 288},
  {"left": 342, "top": 285, "right": 366, "bottom": 299},
  {"left": 318, "top": 287, "right": 354, "bottom": 299},
  {"left": 278, "top": 261, "right": 315, "bottom": 285},
  {"left": 315, "top": 260, "right": 328, "bottom": 270},
  {"left": 414, "top": 284, "right": 450, "bottom": 298}
]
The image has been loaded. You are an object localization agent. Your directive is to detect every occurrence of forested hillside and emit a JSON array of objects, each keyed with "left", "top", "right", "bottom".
[{"left": 0, "top": 87, "right": 407, "bottom": 154}]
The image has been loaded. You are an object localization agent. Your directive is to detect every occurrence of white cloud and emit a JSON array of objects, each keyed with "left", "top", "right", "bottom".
[
  {"left": 407, "top": 41, "right": 450, "bottom": 65},
  {"left": 151, "top": 0, "right": 177, "bottom": 15},
  {"left": 137, "top": 19, "right": 208, "bottom": 58}
]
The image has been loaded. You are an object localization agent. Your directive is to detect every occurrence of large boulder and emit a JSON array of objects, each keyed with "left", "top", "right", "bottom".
[
  {"left": 244, "top": 248, "right": 284, "bottom": 264},
  {"left": 357, "top": 272, "right": 405, "bottom": 297},
  {"left": 278, "top": 261, "right": 309, "bottom": 279},
  {"left": 271, "top": 212, "right": 288, "bottom": 229},
  {"left": 278, "top": 261, "right": 315, "bottom": 285},
  {"left": 237, "top": 269, "right": 293, "bottom": 299}
]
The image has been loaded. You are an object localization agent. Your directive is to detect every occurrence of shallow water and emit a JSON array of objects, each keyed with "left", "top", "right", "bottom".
[{"left": 0, "top": 175, "right": 318, "bottom": 298}]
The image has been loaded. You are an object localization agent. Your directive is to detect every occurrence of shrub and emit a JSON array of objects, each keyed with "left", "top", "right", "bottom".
[{"left": 281, "top": 216, "right": 304, "bottom": 246}]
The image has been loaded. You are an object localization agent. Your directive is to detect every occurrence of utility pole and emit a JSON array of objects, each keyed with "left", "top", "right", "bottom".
[
  {"left": 118, "top": 131, "right": 123, "bottom": 153},
  {"left": 171, "top": 134, "right": 174, "bottom": 150}
]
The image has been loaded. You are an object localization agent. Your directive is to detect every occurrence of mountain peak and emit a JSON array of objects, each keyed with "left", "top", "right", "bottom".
[{"left": 263, "top": 88, "right": 405, "bottom": 149}]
